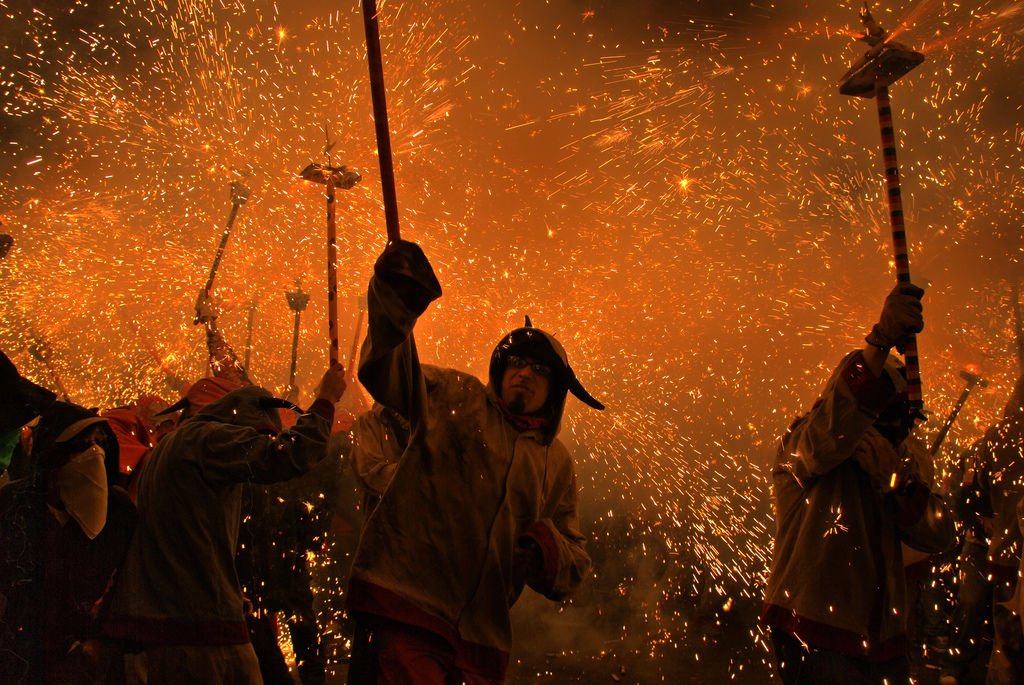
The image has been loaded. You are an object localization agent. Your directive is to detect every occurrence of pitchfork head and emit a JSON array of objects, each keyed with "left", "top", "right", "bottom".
[
  {"left": 230, "top": 181, "right": 251, "bottom": 206},
  {"left": 959, "top": 369, "right": 988, "bottom": 389},
  {"left": 300, "top": 163, "right": 362, "bottom": 190},
  {"left": 839, "top": 4, "right": 924, "bottom": 98}
]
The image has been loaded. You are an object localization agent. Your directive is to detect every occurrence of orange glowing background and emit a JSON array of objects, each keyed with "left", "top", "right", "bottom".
[{"left": 1, "top": 0, "right": 1022, "bottom": 679}]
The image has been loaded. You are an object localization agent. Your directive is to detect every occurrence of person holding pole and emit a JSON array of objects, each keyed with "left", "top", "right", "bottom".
[
  {"left": 103, "top": 364, "right": 345, "bottom": 685},
  {"left": 763, "top": 282, "right": 954, "bottom": 685},
  {"left": 344, "top": 240, "right": 602, "bottom": 684}
]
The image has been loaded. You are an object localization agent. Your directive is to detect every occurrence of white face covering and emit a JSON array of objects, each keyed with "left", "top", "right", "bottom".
[{"left": 54, "top": 445, "right": 108, "bottom": 540}]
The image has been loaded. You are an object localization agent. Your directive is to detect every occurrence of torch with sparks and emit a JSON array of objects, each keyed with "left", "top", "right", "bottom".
[
  {"left": 194, "top": 180, "right": 251, "bottom": 325},
  {"left": 840, "top": 2, "right": 926, "bottom": 412},
  {"left": 299, "top": 126, "right": 362, "bottom": 366},
  {"left": 284, "top": 280, "right": 310, "bottom": 403},
  {"left": 929, "top": 368, "right": 987, "bottom": 457}
]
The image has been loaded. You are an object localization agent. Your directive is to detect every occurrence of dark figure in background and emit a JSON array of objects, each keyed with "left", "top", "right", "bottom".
[
  {"left": 236, "top": 443, "right": 350, "bottom": 685},
  {"left": 104, "top": 367, "right": 345, "bottom": 685},
  {"left": 973, "top": 377, "right": 1024, "bottom": 685},
  {"left": 764, "top": 283, "right": 954, "bottom": 685},
  {"left": 345, "top": 241, "right": 602, "bottom": 685},
  {"left": 939, "top": 428, "right": 1001, "bottom": 685},
  {"left": 0, "top": 348, "right": 57, "bottom": 482},
  {"left": 0, "top": 402, "right": 137, "bottom": 684}
]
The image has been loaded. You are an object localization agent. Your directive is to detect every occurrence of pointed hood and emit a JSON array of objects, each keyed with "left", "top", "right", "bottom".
[{"left": 488, "top": 317, "right": 604, "bottom": 440}]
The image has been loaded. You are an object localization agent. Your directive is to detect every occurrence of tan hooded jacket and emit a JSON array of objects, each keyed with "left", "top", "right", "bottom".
[
  {"left": 763, "top": 351, "right": 953, "bottom": 662},
  {"left": 346, "top": 242, "right": 591, "bottom": 678}
]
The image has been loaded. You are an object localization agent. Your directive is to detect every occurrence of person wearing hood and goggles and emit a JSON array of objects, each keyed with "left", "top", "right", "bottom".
[
  {"left": 345, "top": 240, "right": 603, "bottom": 685},
  {"left": 0, "top": 401, "right": 136, "bottom": 685}
]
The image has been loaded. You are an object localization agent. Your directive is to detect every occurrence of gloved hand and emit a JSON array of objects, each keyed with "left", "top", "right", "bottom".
[
  {"left": 866, "top": 282, "right": 924, "bottom": 353},
  {"left": 513, "top": 535, "right": 546, "bottom": 589},
  {"left": 195, "top": 288, "right": 220, "bottom": 325},
  {"left": 315, "top": 363, "right": 348, "bottom": 405},
  {"left": 373, "top": 240, "right": 442, "bottom": 316}
]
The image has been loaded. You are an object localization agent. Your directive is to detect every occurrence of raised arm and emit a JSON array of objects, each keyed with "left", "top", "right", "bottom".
[{"left": 357, "top": 241, "right": 442, "bottom": 428}]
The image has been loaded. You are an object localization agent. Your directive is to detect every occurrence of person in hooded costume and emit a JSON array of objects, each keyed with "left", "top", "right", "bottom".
[
  {"left": 943, "top": 375, "right": 1024, "bottom": 685},
  {"left": 344, "top": 241, "right": 603, "bottom": 685},
  {"left": 763, "top": 283, "right": 954, "bottom": 685},
  {"left": 0, "top": 400, "right": 136, "bottom": 685},
  {"left": 103, "top": 365, "right": 346, "bottom": 685}
]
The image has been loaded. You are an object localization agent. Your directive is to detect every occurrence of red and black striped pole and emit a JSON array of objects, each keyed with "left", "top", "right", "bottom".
[
  {"left": 838, "top": 4, "right": 926, "bottom": 412},
  {"left": 875, "top": 80, "right": 922, "bottom": 409}
]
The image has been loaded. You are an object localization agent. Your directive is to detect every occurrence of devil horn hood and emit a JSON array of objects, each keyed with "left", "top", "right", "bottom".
[{"left": 489, "top": 323, "right": 604, "bottom": 411}]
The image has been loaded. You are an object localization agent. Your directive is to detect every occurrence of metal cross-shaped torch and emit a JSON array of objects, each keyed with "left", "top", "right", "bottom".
[
  {"left": 299, "top": 159, "right": 361, "bottom": 366},
  {"left": 285, "top": 279, "right": 310, "bottom": 402},
  {"left": 840, "top": 2, "right": 926, "bottom": 413}
]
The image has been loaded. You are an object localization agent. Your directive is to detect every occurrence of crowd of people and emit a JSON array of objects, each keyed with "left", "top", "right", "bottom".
[{"left": 1, "top": 240, "right": 1023, "bottom": 685}]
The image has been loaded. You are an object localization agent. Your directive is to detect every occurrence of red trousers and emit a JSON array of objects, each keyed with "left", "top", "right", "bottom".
[{"left": 346, "top": 614, "right": 503, "bottom": 685}]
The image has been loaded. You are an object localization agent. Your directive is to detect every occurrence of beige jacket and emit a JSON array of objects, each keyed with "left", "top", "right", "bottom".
[
  {"left": 763, "top": 351, "right": 953, "bottom": 661},
  {"left": 346, "top": 242, "right": 590, "bottom": 678}
]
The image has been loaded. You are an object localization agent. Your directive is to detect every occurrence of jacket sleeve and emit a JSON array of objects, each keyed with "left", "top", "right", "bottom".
[
  {"left": 198, "top": 401, "right": 334, "bottom": 485},
  {"left": 780, "top": 351, "right": 902, "bottom": 486},
  {"left": 357, "top": 241, "right": 442, "bottom": 434},
  {"left": 350, "top": 410, "right": 400, "bottom": 497},
  {"left": 521, "top": 466, "right": 592, "bottom": 601}
]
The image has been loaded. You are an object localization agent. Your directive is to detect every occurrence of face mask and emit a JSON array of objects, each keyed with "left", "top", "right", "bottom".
[{"left": 54, "top": 445, "right": 108, "bottom": 539}]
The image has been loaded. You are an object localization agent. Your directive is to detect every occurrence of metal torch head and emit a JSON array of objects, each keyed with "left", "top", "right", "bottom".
[
  {"left": 959, "top": 369, "right": 988, "bottom": 388},
  {"left": 300, "top": 163, "right": 362, "bottom": 189},
  {"left": 285, "top": 288, "right": 310, "bottom": 312},
  {"left": 230, "top": 181, "right": 251, "bottom": 206},
  {"left": 840, "top": 40, "right": 925, "bottom": 98}
]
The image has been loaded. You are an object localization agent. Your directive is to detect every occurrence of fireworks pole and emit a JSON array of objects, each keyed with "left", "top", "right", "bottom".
[
  {"left": 1012, "top": 281, "right": 1023, "bottom": 374},
  {"left": 347, "top": 295, "right": 367, "bottom": 377},
  {"left": 194, "top": 181, "right": 251, "bottom": 325},
  {"left": 243, "top": 293, "right": 258, "bottom": 372},
  {"left": 930, "top": 369, "right": 986, "bottom": 457},
  {"left": 362, "top": 0, "right": 402, "bottom": 244},
  {"left": 27, "top": 335, "right": 69, "bottom": 402},
  {"left": 299, "top": 130, "right": 361, "bottom": 366},
  {"left": 285, "top": 281, "right": 310, "bottom": 401},
  {"left": 840, "top": 3, "right": 926, "bottom": 411}
]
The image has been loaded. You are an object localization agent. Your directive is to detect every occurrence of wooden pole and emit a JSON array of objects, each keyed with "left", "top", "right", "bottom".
[
  {"left": 361, "top": 0, "right": 402, "bottom": 244},
  {"left": 327, "top": 176, "right": 340, "bottom": 365},
  {"left": 875, "top": 79, "right": 922, "bottom": 410}
]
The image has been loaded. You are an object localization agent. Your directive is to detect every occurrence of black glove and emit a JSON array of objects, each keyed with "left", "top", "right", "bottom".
[
  {"left": 373, "top": 240, "right": 442, "bottom": 315},
  {"left": 866, "top": 282, "right": 924, "bottom": 353}
]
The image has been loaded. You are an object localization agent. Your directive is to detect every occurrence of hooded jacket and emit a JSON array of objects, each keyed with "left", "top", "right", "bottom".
[
  {"left": 763, "top": 351, "right": 953, "bottom": 662},
  {"left": 0, "top": 402, "right": 135, "bottom": 684},
  {"left": 346, "top": 241, "right": 591, "bottom": 679},
  {"left": 104, "top": 386, "right": 334, "bottom": 645}
]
